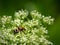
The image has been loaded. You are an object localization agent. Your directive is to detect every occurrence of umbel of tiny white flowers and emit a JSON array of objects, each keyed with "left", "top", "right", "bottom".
[{"left": 0, "top": 10, "right": 54, "bottom": 45}]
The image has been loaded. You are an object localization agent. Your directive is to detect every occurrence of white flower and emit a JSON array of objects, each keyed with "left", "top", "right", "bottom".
[
  {"left": 15, "top": 12, "right": 20, "bottom": 18},
  {"left": 1, "top": 16, "right": 7, "bottom": 24},
  {"left": 1, "top": 16, "right": 12, "bottom": 24},
  {"left": 15, "top": 10, "right": 28, "bottom": 19},
  {"left": 30, "top": 10, "right": 42, "bottom": 19},
  {"left": 43, "top": 16, "right": 54, "bottom": 25},
  {"left": 22, "top": 36, "right": 27, "bottom": 42},
  {"left": 14, "top": 19, "right": 20, "bottom": 26},
  {"left": 39, "top": 26, "right": 48, "bottom": 34},
  {"left": 19, "top": 10, "right": 28, "bottom": 16}
]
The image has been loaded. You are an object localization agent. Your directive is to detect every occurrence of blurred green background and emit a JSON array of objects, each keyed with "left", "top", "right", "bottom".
[{"left": 0, "top": 0, "right": 60, "bottom": 45}]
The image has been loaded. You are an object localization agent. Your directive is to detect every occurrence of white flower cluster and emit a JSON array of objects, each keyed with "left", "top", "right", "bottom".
[
  {"left": 0, "top": 10, "right": 54, "bottom": 45},
  {"left": 15, "top": 10, "right": 28, "bottom": 19},
  {"left": 43, "top": 16, "right": 54, "bottom": 25}
]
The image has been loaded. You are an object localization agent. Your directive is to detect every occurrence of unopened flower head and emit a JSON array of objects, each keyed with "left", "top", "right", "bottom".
[{"left": 0, "top": 10, "right": 54, "bottom": 45}]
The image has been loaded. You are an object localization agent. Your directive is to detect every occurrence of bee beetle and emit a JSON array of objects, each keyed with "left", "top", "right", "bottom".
[{"left": 14, "top": 26, "right": 26, "bottom": 34}]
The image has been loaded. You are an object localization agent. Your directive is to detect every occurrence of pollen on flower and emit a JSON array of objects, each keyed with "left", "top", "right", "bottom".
[{"left": 0, "top": 10, "right": 54, "bottom": 45}]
